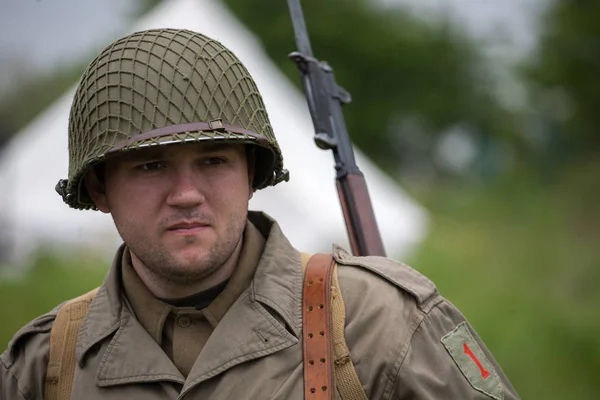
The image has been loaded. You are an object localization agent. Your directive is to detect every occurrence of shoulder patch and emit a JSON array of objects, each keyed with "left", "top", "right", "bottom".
[
  {"left": 332, "top": 244, "right": 438, "bottom": 309},
  {"left": 441, "top": 322, "right": 503, "bottom": 400}
]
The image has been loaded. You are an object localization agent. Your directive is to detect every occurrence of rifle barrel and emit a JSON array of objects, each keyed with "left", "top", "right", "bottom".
[{"left": 286, "top": 0, "right": 314, "bottom": 57}]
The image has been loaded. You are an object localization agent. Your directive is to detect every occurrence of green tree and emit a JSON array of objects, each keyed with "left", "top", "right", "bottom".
[
  {"left": 526, "top": 0, "right": 600, "bottom": 157},
  {"left": 225, "top": 0, "right": 520, "bottom": 178}
]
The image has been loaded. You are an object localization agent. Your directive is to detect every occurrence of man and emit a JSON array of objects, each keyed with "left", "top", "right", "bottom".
[{"left": 1, "top": 28, "right": 519, "bottom": 399}]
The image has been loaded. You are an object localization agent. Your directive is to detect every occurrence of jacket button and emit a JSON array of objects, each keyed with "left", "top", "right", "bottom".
[{"left": 178, "top": 316, "right": 191, "bottom": 328}]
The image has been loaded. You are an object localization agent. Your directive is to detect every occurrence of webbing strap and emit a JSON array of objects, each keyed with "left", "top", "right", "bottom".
[
  {"left": 45, "top": 288, "right": 98, "bottom": 400},
  {"left": 330, "top": 266, "right": 368, "bottom": 400}
]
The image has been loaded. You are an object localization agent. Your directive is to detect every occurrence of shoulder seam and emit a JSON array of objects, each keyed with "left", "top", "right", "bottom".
[
  {"left": 383, "top": 299, "right": 449, "bottom": 400},
  {"left": 1, "top": 356, "right": 33, "bottom": 400},
  {"left": 2, "top": 309, "right": 59, "bottom": 367},
  {"left": 382, "top": 306, "right": 429, "bottom": 400},
  {"left": 421, "top": 292, "right": 445, "bottom": 314},
  {"left": 334, "top": 257, "right": 439, "bottom": 310}
]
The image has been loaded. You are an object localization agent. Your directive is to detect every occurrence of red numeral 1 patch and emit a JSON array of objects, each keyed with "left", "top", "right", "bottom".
[
  {"left": 463, "top": 342, "right": 490, "bottom": 379},
  {"left": 441, "top": 322, "right": 503, "bottom": 400}
]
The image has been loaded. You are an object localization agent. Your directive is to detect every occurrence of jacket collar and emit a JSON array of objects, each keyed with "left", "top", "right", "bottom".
[
  {"left": 248, "top": 211, "right": 305, "bottom": 338},
  {"left": 75, "top": 246, "right": 125, "bottom": 365},
  {"left": 120, "top": 249, "right": 172, "bottom": 345},
  {"left": 180, "top": 212, "right": 304, "bottom": 392},
  {"left": 203, "top": 217, "right": 267, "bottom": 327},
  {"left": 75, "top": 211, "right": 306, "bottom": 386}
]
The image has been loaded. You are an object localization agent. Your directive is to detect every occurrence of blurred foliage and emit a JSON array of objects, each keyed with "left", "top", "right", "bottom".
[
  {"left": 524, "top": 0, "right": 600, "bottom": 157},
  {"left": 0, "top": 63, "right": 86, "bottom": 144},
  {"left": 2, "top": 160, "right": 599, "bottom": 399},
  {"left": 0, "top": 253, "right": 107, "bottom": 348},
  {"left": 223, "top": 0, "right": 523, "bottom": 177},
  {"left": 408, "top": 159, "right": 600, "bottom": 400},
  {"left": 0, "top": 0, "right": 162, "bottom": 150}
]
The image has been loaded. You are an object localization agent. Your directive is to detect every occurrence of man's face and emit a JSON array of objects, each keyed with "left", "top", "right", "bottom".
[{"left": 87, "top": 142, "right": 254, "bottom": 284}]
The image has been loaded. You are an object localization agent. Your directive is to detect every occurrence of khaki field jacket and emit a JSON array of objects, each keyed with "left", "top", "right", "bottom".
[{"left": 1, "top": 213, "right": 519, "bottom": 399}]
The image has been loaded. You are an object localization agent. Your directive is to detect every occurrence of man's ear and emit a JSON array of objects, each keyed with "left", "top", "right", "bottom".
[{"left": 83, "top": 166, "right": 110, "bottom": 213}]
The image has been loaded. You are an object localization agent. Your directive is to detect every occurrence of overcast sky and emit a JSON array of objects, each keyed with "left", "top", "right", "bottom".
[
  {"left": 0, "top": 0, "right": 136, "bottom": 62},
  {"left": 0, "top": 0, "right": 138, "bottom": 92},
  {"left": 0, "top": 0, "right": 547, "bottom": 95}
]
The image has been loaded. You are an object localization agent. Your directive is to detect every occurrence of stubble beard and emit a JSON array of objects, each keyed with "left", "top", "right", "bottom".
[{"left": 119, "top": 211, "right": 247, "bottom": 286}]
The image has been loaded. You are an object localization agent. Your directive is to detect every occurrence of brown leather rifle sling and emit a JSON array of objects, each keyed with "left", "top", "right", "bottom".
[{"left": 301, "top": 253, "right": 367, "bottom": 400}]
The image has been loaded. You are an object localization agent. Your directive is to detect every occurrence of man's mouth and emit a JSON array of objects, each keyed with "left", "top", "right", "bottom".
[{"left": 166, "top": 221, "right": 210, "bottom": 234}]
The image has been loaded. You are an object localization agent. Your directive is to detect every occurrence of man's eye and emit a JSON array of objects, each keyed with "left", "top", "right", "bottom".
[
  {"left": 138, "top": 161, "right": 165, "bottom": 171},
  {"left": 204, "top": 157, "right": 227, "bottom": 166}
]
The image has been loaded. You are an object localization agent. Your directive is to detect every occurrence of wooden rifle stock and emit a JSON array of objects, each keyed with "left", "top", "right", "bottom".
[{"left": 336, "top": 173, "right": 386, "bottom": 256}]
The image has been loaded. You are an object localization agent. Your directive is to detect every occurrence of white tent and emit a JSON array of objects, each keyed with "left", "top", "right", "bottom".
[{"left": 0, "top": 0, "right": 429, "bottom": 266}]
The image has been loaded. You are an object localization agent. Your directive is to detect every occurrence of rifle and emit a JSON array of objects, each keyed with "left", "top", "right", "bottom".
[{"left": 286, "top": 0, "right": 386, "bottom": 257}]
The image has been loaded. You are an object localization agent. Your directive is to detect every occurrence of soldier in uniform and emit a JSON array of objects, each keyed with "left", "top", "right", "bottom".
[{"left": 1, "top": 29, "right": 519, "bottom": 399}]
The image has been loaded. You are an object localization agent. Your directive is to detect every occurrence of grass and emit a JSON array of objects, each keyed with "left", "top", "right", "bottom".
[{"left": 0, "top": 161, "right": 598, "bottom": 399}]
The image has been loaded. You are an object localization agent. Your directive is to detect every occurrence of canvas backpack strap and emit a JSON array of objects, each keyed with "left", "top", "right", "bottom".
[
  {"left": 301, "top": 253, "right": 367, "bottom": 400},
  {"left": 329, "top": 263, "right": 368, "bottom": 400},
  {"left": 45, "top": 288, "right": 99, "bottom": 400}
]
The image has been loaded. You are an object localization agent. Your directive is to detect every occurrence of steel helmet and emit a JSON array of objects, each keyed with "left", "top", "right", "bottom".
[{"left": 56, "top": 28, "right": 288, "bottom": 210}]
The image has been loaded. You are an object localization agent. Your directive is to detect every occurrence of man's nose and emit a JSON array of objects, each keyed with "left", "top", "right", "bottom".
[{"left": 166, "top": 167, "right": 206, "bottom": 208}]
